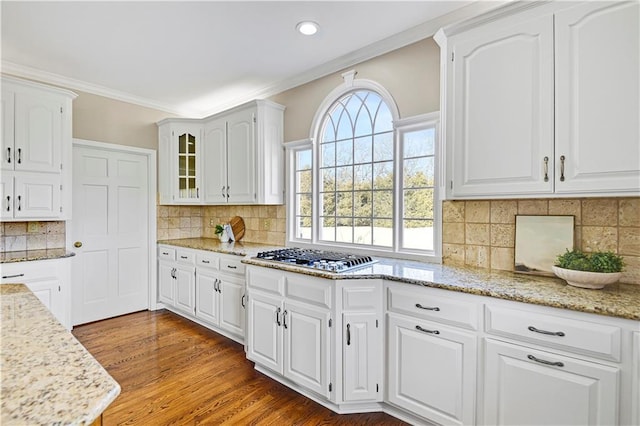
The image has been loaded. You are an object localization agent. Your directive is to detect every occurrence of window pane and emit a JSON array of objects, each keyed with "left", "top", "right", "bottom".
[
  {"left": 354, "top": 218, "right": 372, "bottom": 245},
  {"left": 354, "top": 136, "right": 372, "bottom": 164},
  {"left": 188, "top": 156, "right": 196, "bottom": 177},
  {"left": 295, "top": 216, "right": 312, "bottom": 240},
  {"left": 373, "top": 132, "right": 393, "bottom": 161},
  {"left": 373, "top": 218, "right": 392, "bottom": 247},
  {"left": 403, "top": 219, "right": 434, "bottom": 251},
  {"left": 179, "top": 156, "right": 186, "bottom": 176},
  {"left": 373, "top": 190, "right": 393, "bottom": 218},
  {"left": 297, "top": 150, "right": 312, "bottom": 170},
  {"left": 336, "top": 166, "right": 353, "bottom": 189},
  {"left": 354, "top": 108, "right": 373, "bottom": 137},
  {"left": 320, "top": 218, "right": 336, "bottom": 242},
  {"left": 404, "top": 129, "right": 435, "bottom": 158},
  {"left": 337, "top": 191, "right": 353, "bottom": 216},
  {"left": 322, "top": 118, "right": 336, "bottom": 143},
  {"left": 321, "top": 168, "right": 335, "bottom": 192},
  {"left": 374, "top": 104, "right": 393, "bottom": 133},
  {"left": 188, "top": 134, "right": 196, "bottom": 153},
  {"left": 336, "top": 139, "right": 353, "bottom": 166},
  {"left": 336, "top": 107, "right": 353, "bottom": 140},
  {"left": 354, "top": 164, "right": 372, "bottom": 190},
  {"left": 321, "top": 143, "right": 335, "bottom": 167},
  {"left": 403, "top": 189, "right": 434, "bottom": 219},
  {"left": 404, "top": 157, "right": 434, "bottom": 188},
  {"left": 296, "top": 193, "right": 312, "bottom": 217},
  {"left": 336, "top": 217, "right": 353, "bottom": 243},
  {"left": 354, "top": 190, "right": 372, "bottom": 218},
  {"left": 373, "top": 162, "right": 393, "bottom": 189},
  {"left": 178, "top": 134, "right": 186, "bottom": 154},
  {"left": 322, "top": 193, "right": 335, "bottom": 217},
  {"left": 296, "top": 170, "right": 312, "bottom": 193}
]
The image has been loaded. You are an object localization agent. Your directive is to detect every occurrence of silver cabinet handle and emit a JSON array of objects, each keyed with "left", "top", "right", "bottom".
[
  {"left": 416, "top": 325, "right": 439, "bottom": 335},
  {"left": 227, "top": 265, "right": 237, "bottom": 270},
  {"left": 346, "top": 323, "right": 351, "bottom": 346},
  {"left": 196, "top": 187, "right": 199, "bottom": 198},
  {"left": 5, "top": 195, "right": 10, "bottom": 212},
  {"left": 221, "top": 186, "right": 225, "bottom": 198},
  {"left": 415, "top": 303, "right": 440, "bottom": 312},
  {"left": 226, "top": 185, "right": 230, "bottom": 199},
  {"left": 217, "top": 279, "right": 222, "bottom": 294},
  {"left": 171, "top": 268, "right": 176, "bottom": 279},
  {"left": 275, "top": 307, "right": 281, "bottom": 326},
  {"left": 543, "top": 156, "right": 549, "bottom": 182},
  {"left": 17, "top": 195, "right": 21, "bottom": 211},
  {"left": 241, "top": 294, "right": 246, "bottom": 308},
  {"left": 527, "top": 354, "right": 564, "bottom": 367},
  {"left": 162, "top": 251, "right": 169, "bottom": 255},
  {"left": 6, "top": 147, "right": 10, "bottom": 164},
  {"left": 283, "top": 310, "right": 288, "bottom": 329},
  {"left": 180, "top": 255, "right": 188, "bottom": 259},
  {"left": 16, "top": 148, "right": 21, "bottom": 164},
  {"left": 560, "top": 155, "right": 566, "bottom": 182},
  {"left": 201, "top": 260, "right": 210, "bottom": 264},
  {"left": 528, "top": 326, "right": 565, "bottom": 337},
  {"left": 2, "top": 273, "right": 25, "bottom": 279}
]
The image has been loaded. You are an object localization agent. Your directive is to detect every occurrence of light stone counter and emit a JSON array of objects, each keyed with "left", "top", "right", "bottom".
[
  {"left": 0, "top": 248, "right": 75, "bottom": 264},
  {"left": 1, "top": 284, "right": 120, "bottom": 425},
  {"left": 157, "top": 238, "right": 282, "bottom": 257}
]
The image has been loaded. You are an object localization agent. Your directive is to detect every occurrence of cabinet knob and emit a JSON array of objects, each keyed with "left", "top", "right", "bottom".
[{"left": 74, "top": 241, "right": 83, "bottom": 248}]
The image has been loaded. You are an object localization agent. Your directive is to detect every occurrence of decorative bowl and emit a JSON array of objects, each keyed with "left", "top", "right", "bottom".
[{"left": 552, "top": 266, "right": 622, "bottom": 290}]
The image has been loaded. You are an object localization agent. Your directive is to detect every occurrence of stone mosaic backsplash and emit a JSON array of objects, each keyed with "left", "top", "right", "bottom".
[
  {"left": 442, "top": 197, "right": 640, "bottom": 285},
  {"left": 0, "top": 221, "right": 66, "bottom": 251}
]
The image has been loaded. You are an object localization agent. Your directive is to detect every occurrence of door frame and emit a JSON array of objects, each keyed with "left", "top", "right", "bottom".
[{"left": 66, "top": 138, "right": 158, "bottom": 314}]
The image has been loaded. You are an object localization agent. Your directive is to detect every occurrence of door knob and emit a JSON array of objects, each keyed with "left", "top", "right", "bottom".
[{"left": 74, "top": 241, "right": 83, "bottom": 248}]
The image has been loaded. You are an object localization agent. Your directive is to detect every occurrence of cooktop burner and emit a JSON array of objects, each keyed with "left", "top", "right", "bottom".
[{"left": 255, "top": 248, "right": 376, "bottom": 272}]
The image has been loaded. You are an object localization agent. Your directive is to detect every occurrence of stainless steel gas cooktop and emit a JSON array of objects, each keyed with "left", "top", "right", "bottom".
[{"left": 255, "top": 248, "right": 376, "bottom": 272}]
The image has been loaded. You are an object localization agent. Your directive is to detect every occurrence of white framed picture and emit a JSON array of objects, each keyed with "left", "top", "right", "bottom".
[{"left": 514, "top": 215, "right": 575, "bottom": 276}]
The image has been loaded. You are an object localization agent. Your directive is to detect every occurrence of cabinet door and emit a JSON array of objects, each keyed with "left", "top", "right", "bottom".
[
  {"left": 26, "top": 279, "right": 64, "bottom": 325},
  {"left": 13, "top": 173, "right": 61, "bottom": 219},
  {"left": 246, "top": 291, "right": 282, "bottom": 373},
  {"left": 203, "top": 118, "right": 228, "bottom": 203},
  {"left": 158, "top": 262, "right": 175, "bottom": 305},
  {"left": 14, "top": 91, "right": 63, "bottom": 173},
  {"left": 174, "top": 266, "right": 195, "bottom": 315},
  {"left": 1, "top": 88, "right": 15, "bottom": 171},
  {"left": 173, "top": 126, "right": 201, "bottom": 203},
  {"left": 0, "top": 173, "right": 13, "bottom": 220},
  {"left": 483, "top": 338, "right": 619, "bottom": 425},
  {"left": 283, "top": 299, "right": 331, "bottom": 398},
  {"left": 449, "top": 14, "right": 554, "bottom": 197},
  {"left": 343, "top": 312, "right": 380, "bottom": 402},
  {"left": 388, "top": 313, "right": 477, "bottom": 426},
  {"left": 218, "top": 273, "right": 244, "bottom": 337},
  {"left": 195, "top": 270, "right": 219, "bottom": 326},
  {"left": 226, "top": 109, "right": 255, "bottom": 203},
  {"left": 555, "top": 1, "right": 639, "bottom": 194}
]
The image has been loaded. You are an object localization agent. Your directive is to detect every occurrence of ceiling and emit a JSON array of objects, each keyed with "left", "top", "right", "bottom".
[{"left": 1, "top": 1, "right": 486, "bottom": 118}]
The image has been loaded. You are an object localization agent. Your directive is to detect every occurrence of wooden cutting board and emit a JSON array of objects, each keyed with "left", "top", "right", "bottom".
[{"left": 229, "top": 216, "right": 245, "bottom": 241}]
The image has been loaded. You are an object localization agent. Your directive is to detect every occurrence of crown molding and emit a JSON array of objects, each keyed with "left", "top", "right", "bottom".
[{"left": 1, "top": 1, "right": 505, "bottom": 119}]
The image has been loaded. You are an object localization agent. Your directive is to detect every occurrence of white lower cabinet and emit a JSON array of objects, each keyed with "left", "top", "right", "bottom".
[
  {"left": 157, "top": 245, "right": 246, "bottom": 343},
  {"left": 1, "top": 257, "right": 71, "bottom": 329},
  {"left": 387, "top": 313, "right": 477, "bottom": 425},
  {"left": 483, "top": 338, "right": 619, "bottom": 425}
]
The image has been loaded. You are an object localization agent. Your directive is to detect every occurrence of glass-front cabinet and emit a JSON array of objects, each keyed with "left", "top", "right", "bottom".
[{"left": 178, "top": 131, "right": 198, "bottom": 200}]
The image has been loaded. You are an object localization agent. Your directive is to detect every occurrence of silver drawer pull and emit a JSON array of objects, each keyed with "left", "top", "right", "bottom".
[
  {"left": 162, "top": 252, "right": 169, "bottom": 255},
  {"left": 415, "top": 303, "right": 440, "bottom": 312},
  {"left": 180, "top": 255, "right": 188, "bottom": 259},
  {"left": 415, "top": 325, "right": 439, "bottom": 335},
  {"left": 2, "top": 273, "right": 25, "bottom": 279},
  {"left": 202, "top": 260, "right": 210, "bottom": 264},
  {"left": 527, "top": 354, "right": 564, "bottom": 368},
  {"left": 227, "top": 265, "right": 237, "bottom": 269},
  {"left": 528, "top": 326, "right": 565, "bottom": 337}
]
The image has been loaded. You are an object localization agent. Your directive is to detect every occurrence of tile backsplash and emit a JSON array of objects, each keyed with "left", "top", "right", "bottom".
[
  {"left": 0, "top": 221, "right": 66, "bottom": 251},
  {"left": 157, "top": 205, "right": 286, "bottom": 246},
  {"left": 442, "top": 197, "right": 640, "bottom": 285}
]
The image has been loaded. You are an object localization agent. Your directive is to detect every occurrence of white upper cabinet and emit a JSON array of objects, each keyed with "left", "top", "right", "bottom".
[
  {"left": 159, "top": 99, "right": 284, "bottom": 205},
  {"left": 436, "top": 1, "right": 640, "bottom": 199},
  {"left": 1, "top": 76, "right": 76, "bottom": 220},
  {"left": 554, "top": 1, "right": 640, "bottom": 194}
]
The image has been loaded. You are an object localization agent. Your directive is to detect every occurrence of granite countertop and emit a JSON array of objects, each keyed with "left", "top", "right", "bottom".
[
  {"left": 0, "top": 248, "right": 75, "bottom": 264},
  {"left": 157, "top": 238, "right": 283, "bottom": 257},
  {"left": 1, "top": 284, "right": 120, "bottom": 425}
]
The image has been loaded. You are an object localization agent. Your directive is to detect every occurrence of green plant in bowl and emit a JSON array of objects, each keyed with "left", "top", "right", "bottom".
[
  {"left": 214, "top": 224, "right": 224, "bottom": 236},
  {"left": 552, "top": 249, "right": 624, "bottom": 289}
]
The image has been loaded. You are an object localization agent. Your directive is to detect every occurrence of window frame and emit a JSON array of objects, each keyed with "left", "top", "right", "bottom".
[{"left": 285, "top": 78, "right": 442, "bottom": 263}]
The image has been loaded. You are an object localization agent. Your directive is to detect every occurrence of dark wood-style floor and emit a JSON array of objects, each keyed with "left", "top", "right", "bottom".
[{"left": 73, "top": 310, "right": 407, "bottom": 425}]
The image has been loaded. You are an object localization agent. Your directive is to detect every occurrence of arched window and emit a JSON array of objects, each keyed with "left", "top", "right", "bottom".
[{"left": 287, "top": 75, "right": 440, "bottom": 259}]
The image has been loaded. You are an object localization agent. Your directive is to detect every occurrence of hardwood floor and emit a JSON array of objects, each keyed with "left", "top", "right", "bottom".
[{"left": 73, "top": 310, "right": 407, "bottom": 425}]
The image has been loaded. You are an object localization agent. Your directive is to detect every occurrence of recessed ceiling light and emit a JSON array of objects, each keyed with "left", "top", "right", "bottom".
[{"left": 296, "top": 21, "right": 319, "bottom": 36}]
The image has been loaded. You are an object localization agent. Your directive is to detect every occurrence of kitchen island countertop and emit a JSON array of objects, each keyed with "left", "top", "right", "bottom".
[
  {"left": 1, "top": 284, "right": 120, "bottom": 425},
  {"left": 0, "top": 248, "right": 75, "bottom": 263},
  {"left": 157, "top": 237, "right": 282, "bottom": 257}
]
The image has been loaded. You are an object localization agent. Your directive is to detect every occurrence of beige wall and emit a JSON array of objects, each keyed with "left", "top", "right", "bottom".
[
  {"left": 269, "top": 38, "right": 440, "bottom": 142},
  {"left": 73, "top": 90, "right": 175, "bottom": 150},
  {"left": 442, "top": 197, "right": 640, "bottom": 285}
]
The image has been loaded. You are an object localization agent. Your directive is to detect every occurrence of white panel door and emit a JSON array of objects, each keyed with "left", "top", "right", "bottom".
[
  {"left": 388, "top": 313, "right": 477, "bottom": 426},
  {"left": 343, "top": 312, "right": 380, "bottom": 402},
  {"left": 226, "top": 109, "right": 255, "bottom": 203},
  {"left": 14, "top": 91, "right": 62, "bottom": 173},
  {"left": 247, "top": 291, "right": 282, "bottom": 373},
  {"left": 174, "top": 265, "right": 195, "bottom": 315},
  {"left": 450, "top": 13, "right": 554, "bottom": 197},
  {"left": 483, "top": 338, "right": 619, "bottom": 426},
  {"left": 195, "top": 270, "right": 219, "bottom": 326},
  {"left": 0, "top": 173, "right": 14, "bottom": 219},
  {"left": 71, "top": 144, "right": 150, "bottom": 325},
  {"left": 218, "top": 273, "right": 244, "bottom": 336},
  {"left": 1, "top": 88, "right": 15, "bottom": 171},
  {"left": 283, "top": 299, "right": 330, "bottom": 398},
  {"left": 158, "top": 262, "right": 175, "bottom": 306},
  {"left": 554, "top": 1, "right": 640, "bottom": 194},
  {"left": 13, "top": 173, "right": 61, "bottom": 219},
  {"left": 202, "top": 117, "right": 228, "bottom": 203},
  {"left": 26, "top": 279, "right": 63, "bottom": 319}
]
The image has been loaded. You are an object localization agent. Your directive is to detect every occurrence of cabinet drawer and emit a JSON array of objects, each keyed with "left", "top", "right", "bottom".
[
  {"left": 485, "top": 305, "right": 621, "bottom": 362},
  {"left": 220, "top": 258, "right": 245, "bottom": 275},
  {"left": 1, "top": 259, "right": 59, "bottom": 283},
  {"left": 176, "top": 250, "right": 195, "bottom": 265},
  {"left": 286, "top": 274, "right": 331, "bottom": 309},
  {"left": 196, "top": 252, "right": 219, "bottom": 269},
  {"left": 158, "top": 246, "right": 176, "bottom": 261},
  {"left": 247, "top": 266, "right": 284, "bottom": 295},
  {"left": 387, "top": 285, "right": 478, "bottom": 330},
  {"left": 343, "top": 285, "right": 379, "bottom": 311}
]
